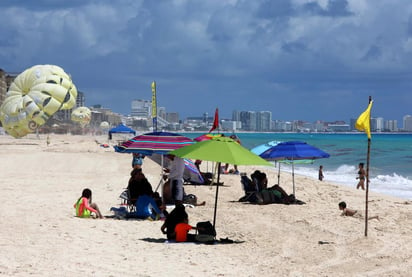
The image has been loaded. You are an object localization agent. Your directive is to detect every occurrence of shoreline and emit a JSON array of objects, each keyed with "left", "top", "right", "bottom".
[{"left": 1, "top": 134, "right": 411, "bottom": 276}]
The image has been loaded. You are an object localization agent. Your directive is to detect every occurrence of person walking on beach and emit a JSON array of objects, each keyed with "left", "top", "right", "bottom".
[
  {"left": 356, "top": 163, "right": 366, "bottom": 190},
  {"left": 338, "top": 201, "right": 379, "bottom": 220},
  {"left": 74, "top": 188, "right": 104, "bottom": 219},
  {"left": 318, "top": 165, "right": 324, "bottom": 181}
]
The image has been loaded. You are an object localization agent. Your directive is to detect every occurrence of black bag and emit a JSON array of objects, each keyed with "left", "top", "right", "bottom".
[{"left": 196, "top": 221, "right": 216, "bottom": 243}]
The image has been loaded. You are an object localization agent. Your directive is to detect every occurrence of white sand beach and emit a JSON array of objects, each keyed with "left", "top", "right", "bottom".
[{"left": 1, "top": 134, "right": 411, "bottom": 276}]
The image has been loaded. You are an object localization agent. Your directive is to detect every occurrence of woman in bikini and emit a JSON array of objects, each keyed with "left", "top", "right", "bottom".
[{"left": 356, "top": 163, "right": 366, "bottom": 190}]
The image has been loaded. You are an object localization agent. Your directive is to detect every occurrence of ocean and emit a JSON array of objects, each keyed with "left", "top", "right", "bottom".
[{"left": 185, "top": 132, "right": 412, "bottom": 200}]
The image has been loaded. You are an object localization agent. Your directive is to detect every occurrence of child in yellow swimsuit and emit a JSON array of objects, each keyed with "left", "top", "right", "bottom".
[{"left": 74, "top": 188, "right": 104, "bottom": 219}]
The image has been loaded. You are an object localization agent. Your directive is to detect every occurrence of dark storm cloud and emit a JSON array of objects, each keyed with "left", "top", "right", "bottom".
[{"left": 0, "top": 0, "right": 411, "bottom": 122}]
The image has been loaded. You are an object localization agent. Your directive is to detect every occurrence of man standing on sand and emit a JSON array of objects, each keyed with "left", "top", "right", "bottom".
[{"left": 165, "top": 154, "right": 185, "bottom": 205}]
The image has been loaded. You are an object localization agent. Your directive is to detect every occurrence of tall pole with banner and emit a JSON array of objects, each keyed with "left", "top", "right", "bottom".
[
  {"left": 355, "top": 96, "right": 373, "bottom": 237},
  {"left": 151, "top": 81, "right": 157, "bottom": 132}
]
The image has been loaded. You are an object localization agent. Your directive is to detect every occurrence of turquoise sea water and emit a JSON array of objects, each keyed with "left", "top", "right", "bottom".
[{"left": 185, "top": 133, "right": 412, "bottom": 200}]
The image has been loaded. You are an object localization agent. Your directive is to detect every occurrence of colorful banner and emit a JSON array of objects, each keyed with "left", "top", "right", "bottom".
[{"left": 151, "top": 81, "right": 157, "bottom": 132}]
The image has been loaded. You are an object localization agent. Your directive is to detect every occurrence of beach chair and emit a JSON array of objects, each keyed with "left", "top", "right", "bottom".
[
  {"left": 119, "top": 189, "right": 136, "bottom": 213},
  {"left": 239, "top": 174, "right": 259, "bottom": 202}
]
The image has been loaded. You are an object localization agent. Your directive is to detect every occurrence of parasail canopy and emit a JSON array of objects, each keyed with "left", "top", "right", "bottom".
[{"left": 0, "top": 64, "right": 77, "bottom": 138}]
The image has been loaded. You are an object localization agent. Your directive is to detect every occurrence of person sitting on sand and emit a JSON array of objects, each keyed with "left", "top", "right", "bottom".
[
  {"left": 269, "top": 184, "right": 295, "bottom": 204},
  {"left": 338, "top": 201, "right": 379, "bottom": 220},
  {"left": 251, "top": 170, "right": 268, "bottom": 191},
  {"left": 161, "top": 204, "right": 188, "bottom": 240},
  {"left": 128, "top": 168, "right": 154, "bottom": 204},
  {"left": 135, "top": 193, "right": 163, "bottom": 221},
  {"left": 175, "top": 217, "right": 198, "bottom": 242},
  {"left": 74, "top": 188, "right": 104, "bottom": 219}
]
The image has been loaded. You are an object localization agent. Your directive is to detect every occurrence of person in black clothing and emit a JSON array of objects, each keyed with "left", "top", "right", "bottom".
[
  {"left": 128, "top": 168, "right": 154, "bottom": 204},
  {"left": 160, "top": 204, "right": 188, "bottom": 240}
]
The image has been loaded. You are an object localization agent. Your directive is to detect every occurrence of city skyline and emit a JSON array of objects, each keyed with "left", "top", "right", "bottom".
[
  {"left": 1, "top": 1, "right": 411, "bottom": 123},
  {"left": 129, "top": 96, "right": 404, "bottom": 125},
  {"left": 129, "top": 98, "right": 409, "bottom": 132}
]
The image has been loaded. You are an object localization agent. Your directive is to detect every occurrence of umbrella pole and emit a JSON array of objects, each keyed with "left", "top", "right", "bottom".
[
  {"left": 292, "top": 159, "right": 295, "bottom": 196},
  {"left": 212, "top": 162, "right": 221, "bottom": 229},
  {"left": 278, "top": 162, "right": 281, "bottom": 185},
  {"left": 155, "top": 155, "right": 165, "bottom": 193}
]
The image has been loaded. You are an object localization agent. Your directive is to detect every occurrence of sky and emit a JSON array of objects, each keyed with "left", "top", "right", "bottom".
[{"left": 1, "top": 0, "right": 411, "bottom": 123}]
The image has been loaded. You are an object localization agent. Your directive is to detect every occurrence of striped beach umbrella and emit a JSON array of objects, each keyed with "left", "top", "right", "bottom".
[{"left": 114, "top": 131, "right": 194, "bottom": 155}]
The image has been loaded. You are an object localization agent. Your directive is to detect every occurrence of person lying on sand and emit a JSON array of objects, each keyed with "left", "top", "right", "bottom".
[{"left": 338, "top": 201, "right": 379, "bottom": 220}]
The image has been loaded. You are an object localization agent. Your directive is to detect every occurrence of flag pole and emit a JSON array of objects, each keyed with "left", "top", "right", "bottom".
[{"left": 364, "top": 96, "right": 372, "bottom": 237}]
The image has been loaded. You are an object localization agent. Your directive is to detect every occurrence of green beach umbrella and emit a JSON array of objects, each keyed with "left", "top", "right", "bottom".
[
  {"left": 169, "top": 136, "right": 272, "bottom": 230},
  {"left": 170, "top": 136, "right": 272, "bottom": 166}
]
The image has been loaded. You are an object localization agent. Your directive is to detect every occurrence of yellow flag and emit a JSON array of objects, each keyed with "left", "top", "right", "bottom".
[{"left": 355, "top": 101, "right": 373, "bottom": 139}]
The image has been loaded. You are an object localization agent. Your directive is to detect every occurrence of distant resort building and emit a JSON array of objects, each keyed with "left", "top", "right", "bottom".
[
  {"left": 327, "top": 123, "right": 350, "bottom": 132},
  {"left": 403, "top": 115, "right": 412, "bottom": 131}
]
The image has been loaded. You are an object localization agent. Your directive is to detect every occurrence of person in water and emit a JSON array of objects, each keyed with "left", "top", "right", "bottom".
[
  {"left": 74, "top": 188, "right": 104, "bottom": 219},
  {"left": 318, "top": 165, "right": 324, "bottom": 181},
  {"left": 356, "top": 163, "right": 366, "bottom": 190}
]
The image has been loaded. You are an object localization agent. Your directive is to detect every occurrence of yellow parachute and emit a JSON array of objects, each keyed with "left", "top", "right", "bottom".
[
  {"left": 0, "top": 64, "right": 77, "bottom": 138},
  {"left": 71, "top": 107, "right": 91, "bottom": 127}
]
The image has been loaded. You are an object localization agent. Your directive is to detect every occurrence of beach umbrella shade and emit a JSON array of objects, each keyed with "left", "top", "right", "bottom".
[
  {"left": 250, "top": 140, "right": 281, "bottom": 155},
  {"left": 169, "top": 136, "right": 272, "bottom": 229},
  {"left": 193, "top": 133, "right": 225, "bottom": 173},
  {"left": 114, "top": 131, "right": 194, "bottom": 155},
  {"left": 114, "top": 132, "right": 195, "bottom": 192},
  {"left": 260, "top": 141, "right": 330, "bottom": 196}
]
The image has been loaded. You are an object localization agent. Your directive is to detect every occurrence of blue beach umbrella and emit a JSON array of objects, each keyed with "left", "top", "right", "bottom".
[{"left": 260, "top": 141, "right": 330, "bottom": 196}]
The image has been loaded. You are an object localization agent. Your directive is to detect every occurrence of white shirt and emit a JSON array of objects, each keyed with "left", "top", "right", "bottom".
[{"left": 168, "top": 156, "right": 185, "bottom": 181}]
